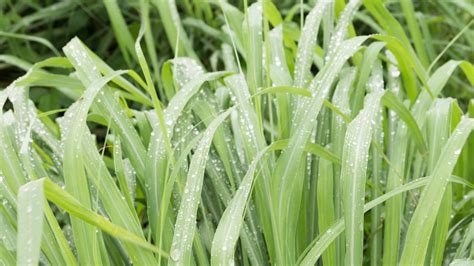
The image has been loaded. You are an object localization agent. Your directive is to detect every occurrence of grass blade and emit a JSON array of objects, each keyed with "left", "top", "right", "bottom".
[
  {"left": 400, "top": 117, "right": 474, "bottom": 265},
  {"left": 341, "top": 91, "right": 383, "bottom": 266},
  {"left": 169, "top": 109, "right": 232, "bottom": 265},
  {"left": 17, "top": 180, "right": 44, "bottom": 266}
]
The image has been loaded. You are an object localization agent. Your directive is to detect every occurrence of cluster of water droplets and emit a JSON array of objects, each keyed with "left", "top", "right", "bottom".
[{"left": 294, "top": 0, "right": 329, "bottom": 88}]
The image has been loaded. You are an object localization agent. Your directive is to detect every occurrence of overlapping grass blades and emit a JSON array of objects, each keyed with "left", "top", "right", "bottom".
[{"left": 1, "top": 0, "right": 473, "bottom": 265}]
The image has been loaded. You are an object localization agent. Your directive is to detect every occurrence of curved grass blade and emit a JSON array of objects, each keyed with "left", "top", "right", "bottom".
[
  {"left": 293, "top": 0, "right": 330, "bottom": 87},
  {"left": 272, "top": 35, "right": 368, "bottom": 264},
  {"left": 243, "top": 2, "right": 263, "bottom": 96},
  {"left": 210, "top": 143, "right": 271, "bottom": 266},
  {"left": 145, "top": 69, "right": 228, "bottom": 255},
  {"left": 351, "top": 41, "right": 385, "bottom": 115},
  {"left": 169, "top": 109, "right": 232, "bottom": 265},
  {"left": 400, "top": 117, "right": 474, "bottom": 265},
  {"left": 0, "top": 54, "right": 31, "bottom": 71},
  {"left": 382, "top": 90, "right": 427, "bottom": 154},
  {"left": 63, "top": 37, "right": 148, "bottom": 183},
  {"left": 210, "top": 137, "right": 338, "bottom": 265},
  {"left": 61, "top": 70, "right": 128, "bottom": 265},
  {"left": 0, "top": 31, "right": 60, "bottom": 56},
  {"left": 298, "top": 175, "right": 473, "bottom": 265},
  {"left": 26, "top": 178, "right": 167, "bottom": 256},
  {"left": 341, "top": 91, "right": 383, "bottom": 266}
]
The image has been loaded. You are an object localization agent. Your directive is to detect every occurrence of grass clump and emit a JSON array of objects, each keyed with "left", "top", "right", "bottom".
[{"left": 1, "top": 0, "right": 474, "bottom": 265}]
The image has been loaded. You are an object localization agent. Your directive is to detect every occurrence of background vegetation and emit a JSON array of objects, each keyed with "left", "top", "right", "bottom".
[{"left": 1, "top": 0, "right": 473, "bottom": 265}]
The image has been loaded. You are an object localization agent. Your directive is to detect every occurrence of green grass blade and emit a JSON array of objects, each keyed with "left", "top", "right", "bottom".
[
  {"left": 351, "top": 41, "right": 385, "bottom": 115},
  {"left": 298, "top": 175, "right": 472, "bottom": 265},
  {"left": 382, "top": 90, "right": 427, "bottom": 154},
  {"left": 210, "top": 143, "right": 271, "bottom": 266},
  {"left": 317, "top": 157, "right": 336, "bottom": 266},
  {"left": 400, "top": 0, "right": 429, "bottom": 67},
  {"left": 272, "top": 35, "right": 368, "bottom": 264},
  {"left": 0, "top": 31, "right": 60, "bottom": 56},
  {"left": 63, "top": 38, "right": 148, "bottom": 183},
  {"left": 382, "top": 121, "right": 409, "bottom": 266},
  {"left": 341, "top": 90, "right": 383, "bottom": 266},
  {"left": 400, "top": 117, "right": 474, "bottom": 265},
  {"left": 0, "top": 54, "right": 32, "bottom": 71},
  {"left": 17, "top": 180, "right": 44, "bottom": 266},
  {"left": 40, "top": 178, "right": 167, "bottom": 256},
  {"left": 169, "top": 109, "right": 232, "bottom": 265},
  {"left": 102, "top": 0, "right": 136, "bottom": 65},
  {"left": 243, "top": 2, "right": 263, "bottom": 95},
  {"left": 61, "top": 70, "right": 128, "bottom": 265},
  {"left": 300, "top": 177, "right": 428, "bottom": 266},
  {"left": 293, "top": 0, "right": 329, "bottom": 87},
  {"left": 153, "top": 0, "right": 198, "bottom": 60}
]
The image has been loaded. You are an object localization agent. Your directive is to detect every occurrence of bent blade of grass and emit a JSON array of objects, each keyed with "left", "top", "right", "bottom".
[
  {"left": 81, "top": 133, "right": 157, "bottom": 264},
  {"left": 372, "top": 34, "right": 430, "bottom": 102},
  {"left": 63, "top": 38, "right": 148, "bottom": 183},
  {"left": 136, "top": 12, "right": 170, "bottom": 155},
  {"left": 400, "top": 117, "right": 474, "bottom": 265},
  {"left": 35, "top": 178, "right": 166, "bottom": 255},
  {"left": 362, "top": 0, "right": 411, "bottom": 53},
  {"left": 169, "top": 109, "right": 232, "bottom": 265},
  {"left": 298, "top": 175, "right": 473, "bottom": 265},
  {"left": 146, "top": 69, "right": 228, "bottom": 253},
  {"left": 0, "top": 54, "right": 32, "bottom": 71},
  {"left": 273, "top": 35, "right": 368, "bottom": 264},
  {"left": 326, "top": 0, "right": 362, "bottom": 61},
  {"left": 61, "top": 70, "right": 128, "bottom": 265},
  {"left": 341, "top": 90, "right": 383, "bottom": 266},
  {"left": 351, "top": 41, "right": 385, "bottom": 116},
  {"left": 17, "top": 180, "right": 44, "bottom": 266},
  {"left": 412, "top": 60, "right": 467, "bottom": 127},
  {"left": 210, "top": 137, "right": 339, "bottom": 265},
  {"left": 211, "top": 143, "right": 271, "bottom": 266},
  {"left": 382, "top": 90, "right": 427, "bottom": 154},
  {"left": 0, "top": 31, "right": 60, "bottom": 56}
]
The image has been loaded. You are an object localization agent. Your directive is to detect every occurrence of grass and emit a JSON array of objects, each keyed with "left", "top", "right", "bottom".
[{"left": 1, "top": 0, "right": 474, "bottom": 265}]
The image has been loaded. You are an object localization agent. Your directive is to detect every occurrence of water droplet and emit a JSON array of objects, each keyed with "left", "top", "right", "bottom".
[{"left": 171, "top": 249, "right": 181, "bottom": 261}]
